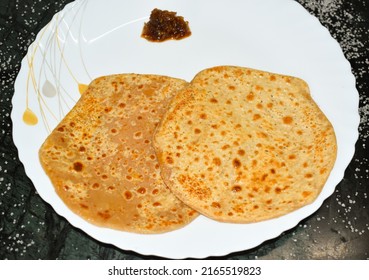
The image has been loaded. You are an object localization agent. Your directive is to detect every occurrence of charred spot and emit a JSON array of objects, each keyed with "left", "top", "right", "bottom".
[
  {"left": 166, "top": 156, "right": 174, "bottom": 164},
  {"left": 97, "top": 210, "right": 111, "bottom": 220},
  {"left": 302, "top": 191, "right": 312, "bottom": 198},
  {"left": 283, "top": 116, "right": 293, "bottom": 124},
  {"left": 194, "top": 128, "right": 201, "bottom": 134},
  {"left": 222, "top": 144, "right": 230, "bottom": 150},
  {"left": 124, "top": 191, "right": 132, "bottom": 200},
  {"left": 137, "top": 187, "right": 146, "bottom": 194},
  {"left": 232, "top": 158, "right": 241, "bottom": 168},
  {"left": 145, "top": 224, "right": 154, "bottom": 230},
  {"left": 232, "top": 185, "right": 242, "bottom": 192},
  {"left": 104, "top": 107, "right": 112, "bottom": 113},
  {"left": 320, "top": 168, "right": 327, "bottom": 174},
  {"left": 237, "top": 149, "right": 245, "bottom": 156},
  {"left": 261, "top": 173, "right": 268, "bottom": 181},
  {"left": 213, "top": 157, "right": 221, "bottom": 166},
  {"left": 199, "top": 113, "right": 207, "bottom": 119},
  {"left": 210, "top": 98, "right": 218, "bottom": 103},
  {"left": 253, "top": 114, "right": 261, "bottom": 121},
  {"left": 257, "top": 132, "right": 268, "bottom": 138},
  {"left": 134, "top": 131, "right": 142, "bottom": 138},
  {"left": 235, "top": 124, "right": 242, "bottom": 129},
  {"left": 211, "top": 202, "right": 221, "bottom": 209},
  {"left": 73, "top": 162, "right": 83, "bottom": 172},
  {"left": 233, "top": 205, "right": 245, "bottom": 213},
  {"left": 246, "top": 92, "right": 255, "bottom": 101},
  {"left": 153, "top": 202, "right": 161, "bottom": 207}
]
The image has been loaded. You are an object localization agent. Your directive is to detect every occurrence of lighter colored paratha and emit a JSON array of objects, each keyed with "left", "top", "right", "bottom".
[
  {"left": 154, "top": 66, "right": 337, "bottom": 223},
  {"left": 39, "top": 74, "right": 198, "bottom": 233}
]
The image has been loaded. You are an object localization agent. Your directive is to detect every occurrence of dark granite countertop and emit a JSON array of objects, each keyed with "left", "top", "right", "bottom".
[{"left": 0, "top": 0, "right": 368, "bottom": 260}]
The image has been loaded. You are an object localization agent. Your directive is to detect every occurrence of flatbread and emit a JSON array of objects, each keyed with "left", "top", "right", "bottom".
[
  {"left": 154, "top": 66, "right": 337, "bottom": 223},
  {"left": 39, "top": 74, "right": 198, "bottom": 233}
]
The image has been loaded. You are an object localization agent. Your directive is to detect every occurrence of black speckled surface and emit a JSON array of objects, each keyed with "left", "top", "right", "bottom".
[{"left": 0, "top": 0, "right": 368, "bottom": 260}]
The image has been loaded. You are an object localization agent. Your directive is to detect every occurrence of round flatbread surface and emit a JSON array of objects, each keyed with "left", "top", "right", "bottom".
[
  {"left": 39, "top": 74, "right": 198, "bottom": 233},
  {"left": 154, "top": 66, "right": 337, "bottom": 223}
]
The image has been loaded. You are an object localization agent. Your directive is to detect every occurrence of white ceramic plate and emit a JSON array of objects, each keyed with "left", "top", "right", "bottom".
[{"left": 12, "top": 0, "right": 359, "bottom": 259}]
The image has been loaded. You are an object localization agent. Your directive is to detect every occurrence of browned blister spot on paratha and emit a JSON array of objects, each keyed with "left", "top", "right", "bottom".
[
  {"left": 154, "top": 66, "right": 337, "bottom": 223},
  {"left": 39, "top": 74, "right": 198, "bottom": 233}
]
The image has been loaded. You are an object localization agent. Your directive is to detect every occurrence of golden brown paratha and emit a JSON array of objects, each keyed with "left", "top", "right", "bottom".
[
  {"left": 39, "top": 74, "right": 198, "bottom": 233},
  {"left": 154, "top": 66, "right": 337, "bottom": 223}
]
